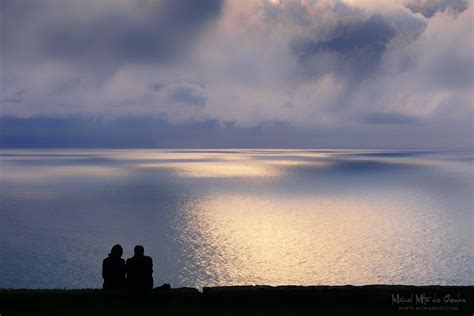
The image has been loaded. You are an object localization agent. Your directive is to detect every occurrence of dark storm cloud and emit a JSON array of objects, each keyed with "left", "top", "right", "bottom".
[
  {"left": 290, "top": 14, "right": 397, "bottom": 79},
  {"left": 290, "top": 9, "right": 425, "bottom": 79},
  {"left": 400, "top": 0, "right": 470, "bottom": 18},
  {"left": 1, "top": 0, "right": 223, "bottom": 65}
]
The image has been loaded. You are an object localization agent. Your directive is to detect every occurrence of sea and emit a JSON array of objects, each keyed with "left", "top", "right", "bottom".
[{"left": 0, "top": 149, "right": 472, "bottom": 288}]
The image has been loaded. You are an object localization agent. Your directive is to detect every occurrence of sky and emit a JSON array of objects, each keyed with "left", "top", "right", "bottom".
[{"left": 0, "top": 0, "right": 473, "bottom": 148}]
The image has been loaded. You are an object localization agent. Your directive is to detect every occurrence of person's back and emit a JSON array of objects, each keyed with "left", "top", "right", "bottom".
[
  {"left": 126, "top": 245, "right": 153, "bottom": 290},
  {"left": 102, "top": 244, "right": 126, "bottom": 291}
]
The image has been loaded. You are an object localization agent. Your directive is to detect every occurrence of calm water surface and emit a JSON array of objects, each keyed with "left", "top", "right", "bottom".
[{"left": 0, "top": 149, "right": 472, "bottom": 288}]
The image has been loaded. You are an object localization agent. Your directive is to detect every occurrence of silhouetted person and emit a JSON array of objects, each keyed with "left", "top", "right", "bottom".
[
  {"left": 102, "top": 244, "right": 126, "bottom": 291},
  {"left": 126, "top": 245, "right": 153, "bottom": 290}
]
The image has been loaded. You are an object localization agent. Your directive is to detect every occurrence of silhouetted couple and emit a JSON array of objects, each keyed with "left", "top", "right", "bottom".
[{"left": 102, "top": 244, "right": 153, "bottom": 291}]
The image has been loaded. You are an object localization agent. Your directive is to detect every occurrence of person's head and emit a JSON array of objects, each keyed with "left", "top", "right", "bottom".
[
  {"left": 134, "top": 245, "right": 145, "bottom": 256},
  {"left": 109, "top": 244, "right": 123, "bottom": 258}
]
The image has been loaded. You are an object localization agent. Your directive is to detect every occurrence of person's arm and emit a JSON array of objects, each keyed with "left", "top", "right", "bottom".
[{"left": 102, "top": 260, "right": 107, "bottom": 279}]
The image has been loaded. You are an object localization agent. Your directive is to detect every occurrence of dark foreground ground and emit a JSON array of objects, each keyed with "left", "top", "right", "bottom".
[{"left": 1, "top": 285, "right": 472, "bottom": 316}]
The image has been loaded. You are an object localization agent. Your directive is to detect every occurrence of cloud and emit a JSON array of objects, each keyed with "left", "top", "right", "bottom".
[
  {"left": 169, "top": 86, "right": 207, "bottom": 107},
  {"left": 289, "top": 13, "right": 398, "bottom": 79},
  {"left": 1, "top": 0, "right": 223, "bottom": 65},
  {"left": 1, "top": 116, "right": 470, "bottom": 148},
  {"left": 349, "top": 3, "right": 473, "bottom": 123},
  {"left": 399, "top": 0, "right": 470, "bottom": 18},
  {"left": 1, "top": 90, "right": 24, "bottom": 104},
  {"left": 149, "top": 84, "right": 164, "bottom": 92},
  {"left": 0, "top": 0, "right": 472, "bottom": 147}
]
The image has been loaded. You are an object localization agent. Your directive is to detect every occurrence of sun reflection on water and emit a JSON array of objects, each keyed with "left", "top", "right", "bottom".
[
  {"left": 176, "top": 192, "right": 444, "bottom": 287},
  {"left": 137, "top": 162, "right": 277, "bottom": 178},
  {"left": 136, "top": 159, "right": 327, "bottom": 178}
]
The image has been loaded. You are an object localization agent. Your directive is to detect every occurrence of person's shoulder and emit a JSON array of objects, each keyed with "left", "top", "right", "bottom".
[{"left": 145, "top": 256, "right": 153, "bottom": 262}]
